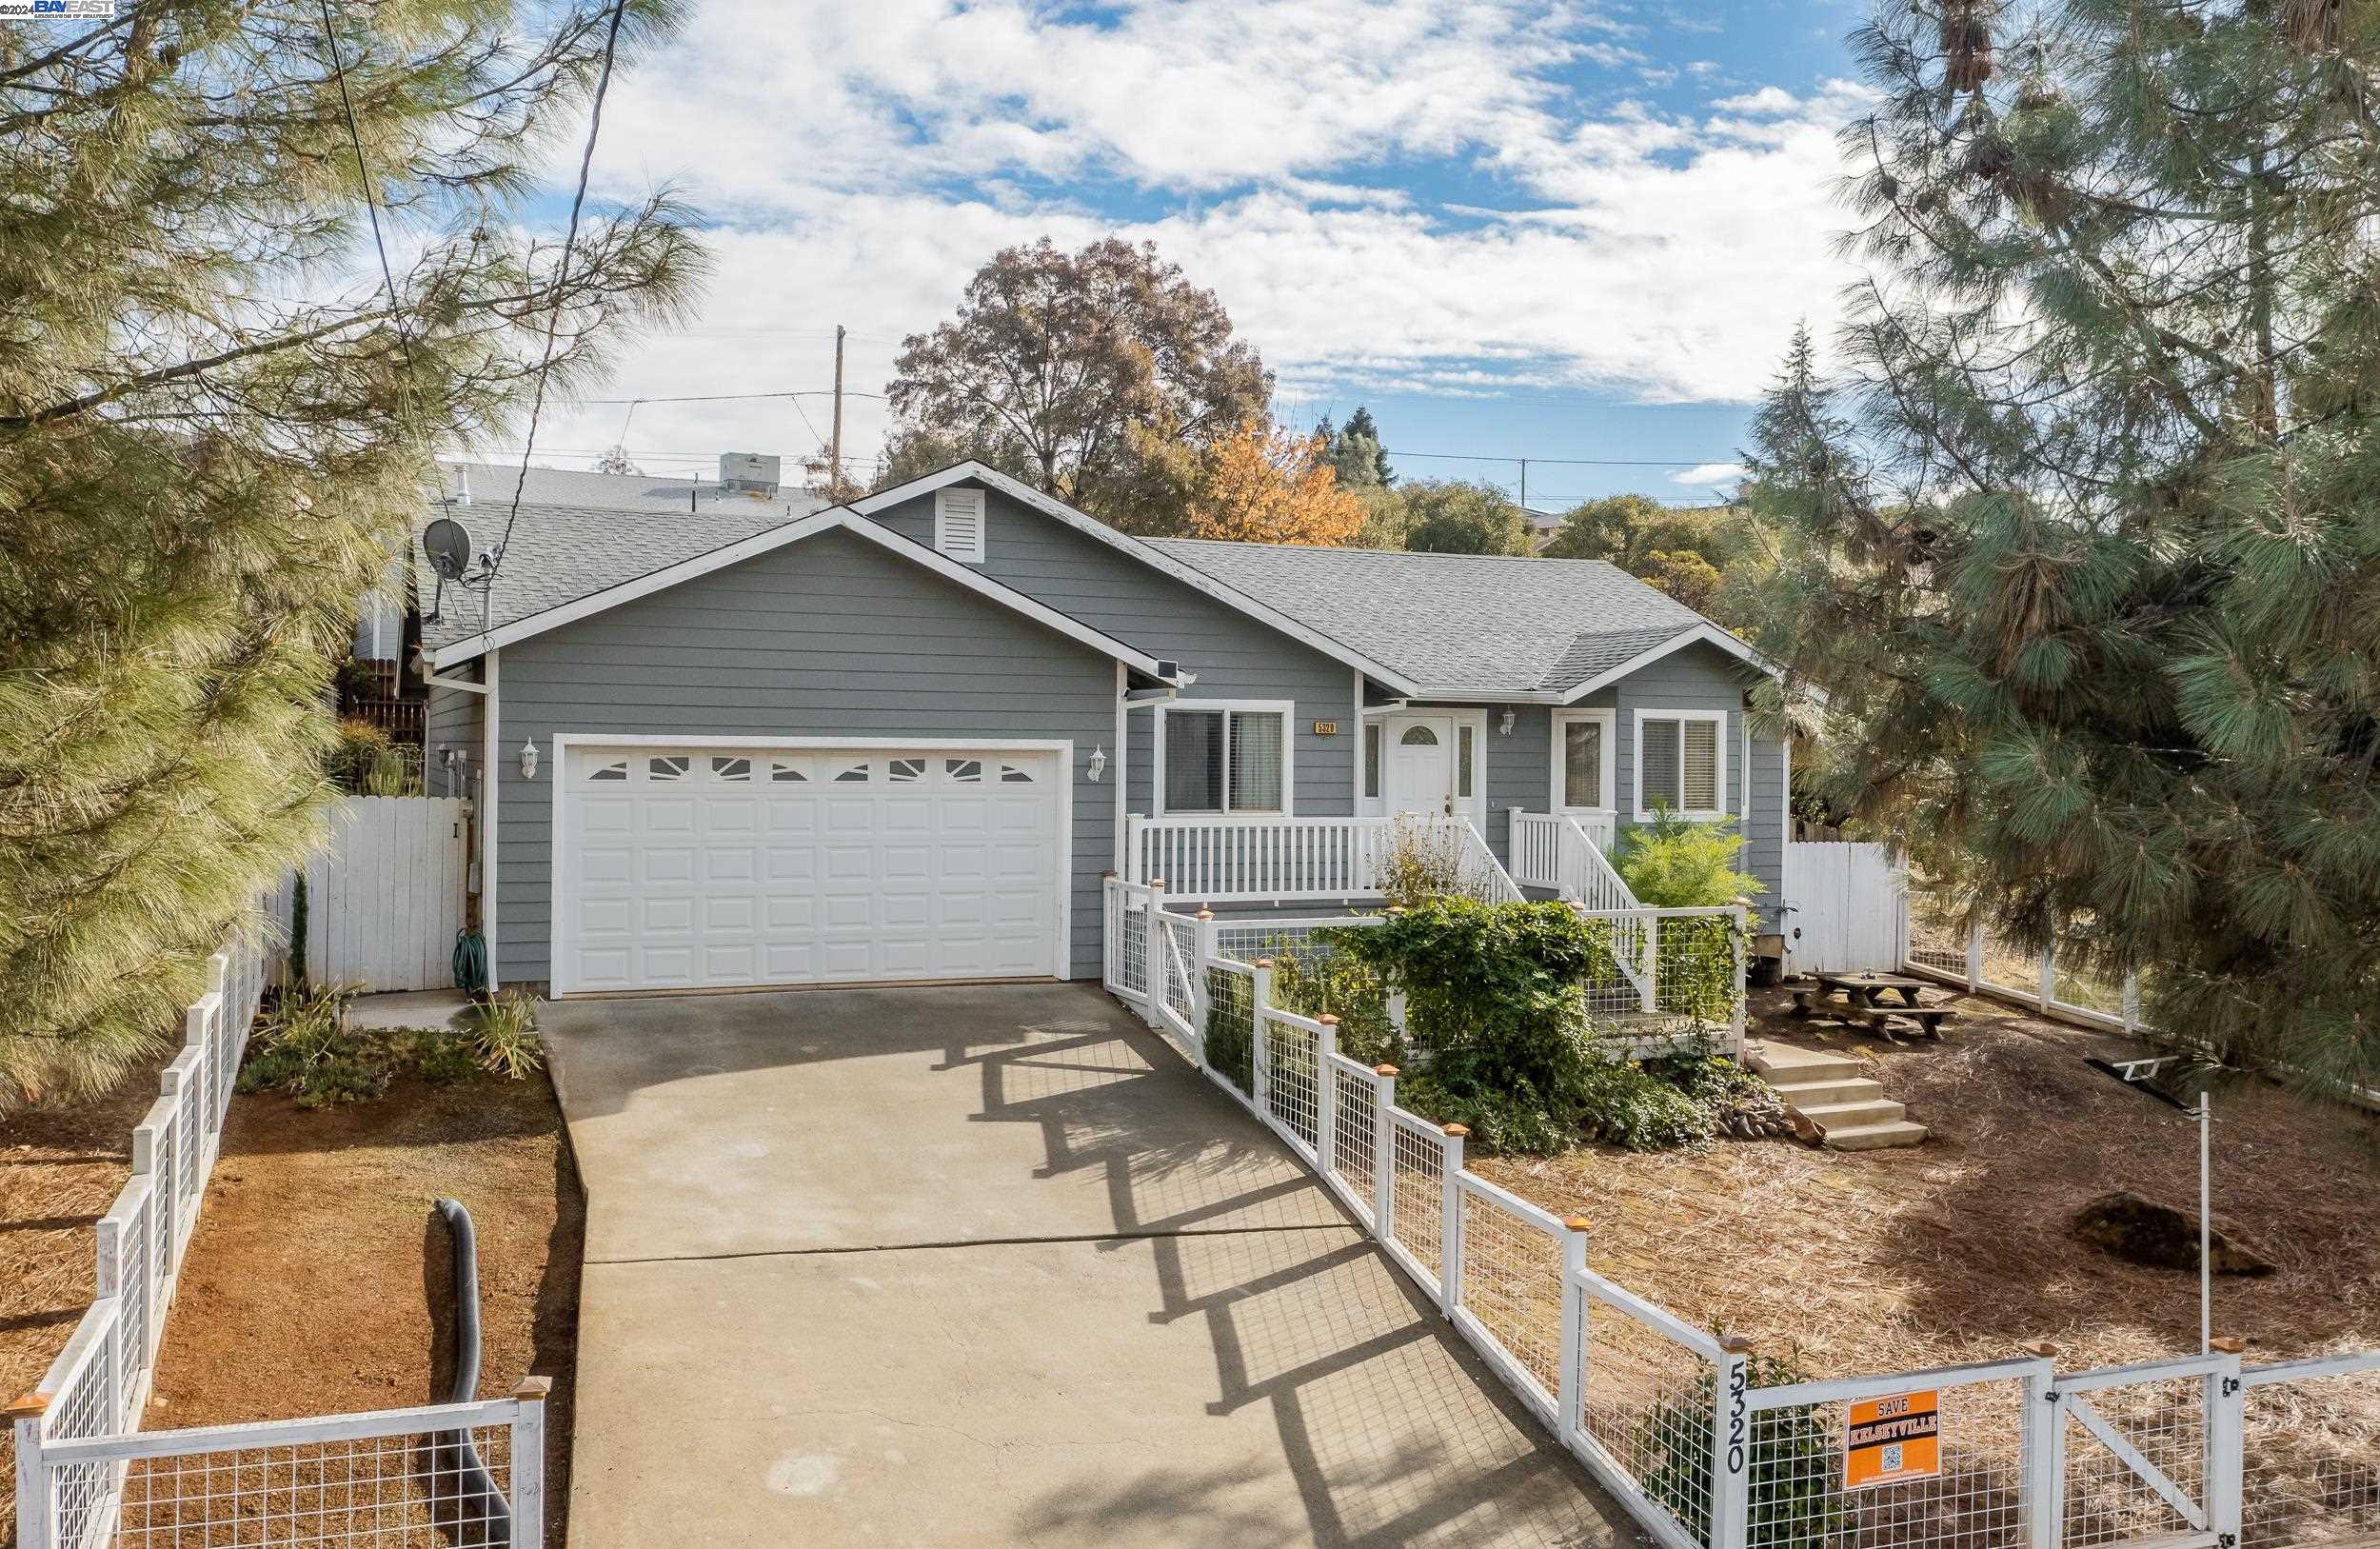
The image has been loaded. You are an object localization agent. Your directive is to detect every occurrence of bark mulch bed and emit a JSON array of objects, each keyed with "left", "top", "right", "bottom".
[{"left": 3, "top": 1062, "right": 582, "bottom": 1546}]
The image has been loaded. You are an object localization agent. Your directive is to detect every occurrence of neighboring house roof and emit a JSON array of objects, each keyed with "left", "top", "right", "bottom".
[
  {"left": 437, "top": 460, "right": 810, "bottom": 515},
  {"left": 1144, "top": 538, "right": 1766, "bottom": 700},
  {"left": 424, "top": 504, "right": 1168, "bottom": 677}
]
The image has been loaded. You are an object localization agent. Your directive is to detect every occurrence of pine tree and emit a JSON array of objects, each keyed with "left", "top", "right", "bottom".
[
  {"left": 0, "top": 2, "right": 704, "bottom": 1103},
  {"left": 1741, "top": 2, "right": 2380, "bottom": 1090},
  {"left": 1334, "top": 405, "right": 1394, "bottom": 487}
]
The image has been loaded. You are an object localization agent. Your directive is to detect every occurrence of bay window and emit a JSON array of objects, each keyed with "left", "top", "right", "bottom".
[{"left": 1159, "top": 702, "right": 1290, "bottom": 814}]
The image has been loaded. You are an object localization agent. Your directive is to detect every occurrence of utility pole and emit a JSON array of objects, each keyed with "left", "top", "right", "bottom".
[
  {"left": 829, "top": 324, "right": 846, "bottom": 495},
  {"left": 1518, "top": 457, "right": 1529, "bottom": 512}
]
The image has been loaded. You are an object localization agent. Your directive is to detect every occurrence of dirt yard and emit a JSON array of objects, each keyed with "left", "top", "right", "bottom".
[
  {"left": 2, "top": 1057, "right": 582, "bottom": 1547},
  {"left": 1482, "top": 985, "right": 2380, "bottom": 1379}
]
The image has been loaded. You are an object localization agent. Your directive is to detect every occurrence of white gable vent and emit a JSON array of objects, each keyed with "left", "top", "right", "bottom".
[{"left": 934, "top": 487, "right": 986, "bottom": 563}]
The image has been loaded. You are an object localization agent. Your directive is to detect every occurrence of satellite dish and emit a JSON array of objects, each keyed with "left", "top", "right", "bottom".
[{"left": 423, "top": 517, "right": 474, "bottom": 583}]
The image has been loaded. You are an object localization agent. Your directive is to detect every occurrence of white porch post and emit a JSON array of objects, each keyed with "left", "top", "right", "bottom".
[{"left": 1125, "top": 814, "right": 1147, "bottom": 885}]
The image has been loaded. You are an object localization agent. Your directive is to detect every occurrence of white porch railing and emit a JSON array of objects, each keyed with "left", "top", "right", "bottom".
[
  {"left": 1510, "top": 810, "right": 1639, "bottom": 911},
  {"left": 1127, "top": 813, "right": 1522, "bottom": 905}
]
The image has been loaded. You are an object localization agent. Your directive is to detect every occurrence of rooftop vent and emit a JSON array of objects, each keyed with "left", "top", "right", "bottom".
[{"left": 718, "top": 451, "right": 781, "bottom": 497}]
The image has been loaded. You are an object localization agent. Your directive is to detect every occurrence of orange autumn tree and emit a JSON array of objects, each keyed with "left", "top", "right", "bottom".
[{"left": 1181, "top": 419, "right": 1365, "bottom": 546}]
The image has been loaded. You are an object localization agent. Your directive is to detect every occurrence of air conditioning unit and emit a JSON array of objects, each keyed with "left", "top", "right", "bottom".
[{"left": 718, "top": 452, "right": 781, "bottom": 496}]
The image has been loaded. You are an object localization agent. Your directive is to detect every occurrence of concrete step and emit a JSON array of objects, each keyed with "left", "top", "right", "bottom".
[
  {"left": 1797, "top": 1099, "right": 1909, "bottom": 1131},
  {"left": 1743, "top": 1041, "right": 1867, "bottom": 1085},
  {"left": 1820, "top": 1119, "right": 1932, "bottom": 1151},
  {"left": 1766, "top": 1077, "right": 1885, "bottom": 1109}
]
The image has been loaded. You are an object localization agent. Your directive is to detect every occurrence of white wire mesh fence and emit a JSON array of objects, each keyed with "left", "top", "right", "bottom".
[
  {"left": 24, "top": 1394, "right": 545, "bottom": 1549},
  {"left": 10, "top": 928, "right": 271, "bottom": 1549},
  {"left": 2240, "top": 1353, "right": 2380, "bottom": 1549},
  {"left": 1101, "top": 883, "right": 2376, "bottom": 1549}
]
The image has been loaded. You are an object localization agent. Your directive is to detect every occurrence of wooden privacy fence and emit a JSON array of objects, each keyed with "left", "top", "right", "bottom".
[
  {"left": 271, "top": 795, "right": 468, "bottom": 992},
  {"left": 1785, "top": 840, "right": 1904, "bottom": 974}
]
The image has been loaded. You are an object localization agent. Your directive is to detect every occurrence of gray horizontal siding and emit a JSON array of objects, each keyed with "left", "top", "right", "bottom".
[
  {"left": 488, "top": 526, "right": 1120, "bottom": 986},
  {"left": 425, "top": 666, "right": 482, "bottom": 802},
  {"left": 867, "top": 487, "right": 1359, "bottom": 824}
]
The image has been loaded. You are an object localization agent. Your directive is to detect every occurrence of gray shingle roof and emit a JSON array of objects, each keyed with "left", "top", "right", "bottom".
[
  {"left": 416, "top": 494, "right": 823, "bottom": 651},
  {"left": 1144, "top": 539, "right": 1715, "bottom": 695}
]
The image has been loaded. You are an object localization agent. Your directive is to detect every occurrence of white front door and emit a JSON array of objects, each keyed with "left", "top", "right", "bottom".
[
  {"left": 1382, "top": 716, "right": 1457, "bottom": 819},
  {"left": 557, "top": 744, "right": 1063, "bottom": 994}
]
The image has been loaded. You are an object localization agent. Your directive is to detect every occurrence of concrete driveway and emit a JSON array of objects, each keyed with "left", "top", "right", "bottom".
[{"left": 545, "top": 983, "right": 1634, "bottom": 1546}]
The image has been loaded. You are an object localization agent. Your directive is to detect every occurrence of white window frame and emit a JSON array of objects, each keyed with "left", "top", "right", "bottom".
[
  {"left": 1358, "top": 707, "right": 1489, "bottom": 830},
  {"left": 933, "top": 487, "right": 986, "bottom": 564},
  {"left": 1549, "top": 708, "right": 1616, "bottom": 816},
  {"left": 1152, "top": 699, "right": 1295, "bottom": 817},
  {"left": 1633, "top": 707, "right": 1729, "bottom": 822}
]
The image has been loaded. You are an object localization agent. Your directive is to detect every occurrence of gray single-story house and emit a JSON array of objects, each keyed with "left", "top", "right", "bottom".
[{"left": 418, "top": 461, "right": 1792, "bottom": 996}]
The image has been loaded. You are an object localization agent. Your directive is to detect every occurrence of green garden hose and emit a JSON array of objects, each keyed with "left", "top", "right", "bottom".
[{"left": 452, "top": 927, "right": 488, "bottom": 995}]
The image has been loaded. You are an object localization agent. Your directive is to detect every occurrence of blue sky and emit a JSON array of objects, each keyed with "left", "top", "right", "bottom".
[{"left": 528, "top": 0, "right": 1877, "bottom": 511}]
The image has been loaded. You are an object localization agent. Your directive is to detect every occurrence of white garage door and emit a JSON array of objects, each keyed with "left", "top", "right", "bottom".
[{"left": 558, "top": 745, "right": 1064, "bottom": 994}]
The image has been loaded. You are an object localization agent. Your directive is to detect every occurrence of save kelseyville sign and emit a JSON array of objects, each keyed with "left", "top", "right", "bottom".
[{"left": 1844, "top": 1389, "right": 1941, "bottom": 1489}]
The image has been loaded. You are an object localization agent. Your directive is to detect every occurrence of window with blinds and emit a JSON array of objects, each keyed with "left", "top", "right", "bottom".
[
  {"left": 1637, "top": 712, "right": 1724, "bottom": 815},
  {"left": 1161, "top": 706, "right": 1286, "bottom": 813}
]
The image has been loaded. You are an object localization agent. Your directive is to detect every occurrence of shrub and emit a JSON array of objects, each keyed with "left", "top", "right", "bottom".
[
  {"left": 409, "top": 1031, "right": 483, "bottom": 1085},
  {"left": 1203, "top": 966, "right": 1256, "bottom": 1095},
  {"left": 467, "top": 990, "right": 544, "bottom": 1079},
  {"left": 1616, "top": 804, "right": 1763, "bottom": 907},
  {"left": 1377, "top": 813, "right": 1469, "bottom": 905},
  {"left": 1263, "top": 943, "right": 1395, "bottom": 1062},
  {"left": 1636, "top": 1344, "right": 1850, "bottom": 1546},
  {"left": 237, "top": 983, "right": 394, "bottom": 1106},
  {"left": 1572, "top": 1062, "right": 1714, "bottom": 1152}
]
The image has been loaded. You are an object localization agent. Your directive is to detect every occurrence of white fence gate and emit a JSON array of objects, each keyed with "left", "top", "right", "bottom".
[
  {"left": 1786, "top": 841, "right": 1904, "bottom": 974},
  {"left": 271, "top": 795, "right": 467, "bottom": 992}
]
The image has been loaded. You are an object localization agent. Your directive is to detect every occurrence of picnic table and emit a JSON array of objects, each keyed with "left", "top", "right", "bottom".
[{"left": 1789, "top": 972, "right": 1957, "bottom": 1040}]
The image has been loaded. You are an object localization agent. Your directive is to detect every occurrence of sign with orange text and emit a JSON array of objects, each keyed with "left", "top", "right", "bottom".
[{"left": 1844, "top": 1390, "right": 1940, "bottom": 1489}]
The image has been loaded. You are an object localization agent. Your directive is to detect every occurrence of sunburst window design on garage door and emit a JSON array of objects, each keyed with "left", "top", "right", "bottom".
[
  {"left": 832, "top": 761, "right": 871, "bottom": 783},
  {"left": 768, "top": 759, "right": 808, "bottom": 783},
  {"left": 999, "top": 763, "right": 1037, "bottom": 784},
  {"left": 587, "top": 759, "right": 628, "bottom": 782},
  {"left": 647, "top": 756, "right": 689, "bottom": 782},
  {"left": 944, "top": 758, "right": 983, "bottom": 784},
  {"left": 888, "top": 758, "right": 927, "bottom": 783},
  {"left": 710, "top": 756, "right": 751, "bottom": 782}
]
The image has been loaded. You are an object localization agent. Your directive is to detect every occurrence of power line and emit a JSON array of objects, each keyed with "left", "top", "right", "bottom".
[
  {"left": 1392, "top": 449, "right": 1736, "bottom": 467},
  {"left": 575, "top": 387, "right": 887, "bottom": 405},
  {"left": 491, "top": 0, "right": 630, "bottom": 593}
]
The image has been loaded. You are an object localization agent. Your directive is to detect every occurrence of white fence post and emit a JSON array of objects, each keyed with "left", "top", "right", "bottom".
[
  {"left": 2120, "top": 970, "right": 2141, "bottom": 1035},
  {"left": 1438, "top": 1123, "right": 1467, "bottom": 1317},
  {"left": 2037, "top": 943, "right": 2055, "bottom": 1013},
  {"left": 1315, "top": 1016, "right": 1339, "bottom": 1180},
  {"left": 2020, "top": 1344, "right": 2063, "bottom": 1549},
  {"left": 1966, "top": 923, "right": 1984, "bottom": 992},
  {"left": 512, "top": 1377, "right": 551, "bottom": 1547},
  {"left": 1639, "top": 916, "right": 1659, "bottom": 1014},
  {"left": 1730, "top": 904, "right": 1749, "bottom": 1060},
  {"left": 1710, "top": 1336, "right": 1753, "bottom": 1549},
  {"left": 2208, "top": 1339, "right": 2246, "bottom": 1546},
  {"left": 1557, "top": 1217, "right": 1590, "bottom": 1449},
  {"left": 10, "top": 1399, "right": 49, "bottom": 1549},
  {"left": 1191, "top": 910, "right": 1216, "bottom": 1041},
  {"left": 1372, "top": 1064, "right": 1398, "bottom": 1240},
  {"left": 1141, "top": 878, "right": 1167, "bottom": 1029},
  {"left": 1251, "top": 960, "right": 1274, "bottom": 1113}
]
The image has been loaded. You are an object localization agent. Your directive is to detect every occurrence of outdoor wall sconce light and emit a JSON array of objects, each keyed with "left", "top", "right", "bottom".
[
  {"left": 1087, "top": 745, "right": 1107, "bottom": 783},
  {"left": 519, "top": 739, "right": 539, "bottom": 780},
  {"left": 1499, "top": 710, "right": 1517, "bottom": 736}
]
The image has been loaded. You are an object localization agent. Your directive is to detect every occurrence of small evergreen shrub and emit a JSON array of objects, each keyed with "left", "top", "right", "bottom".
[{"left": 1616, "top": 804, "right": 1764, "bottom": 907}]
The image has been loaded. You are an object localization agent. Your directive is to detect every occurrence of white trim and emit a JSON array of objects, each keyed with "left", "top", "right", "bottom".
[
  {"left": 546, "top": 734, "right": 1075, "bottom": 998},
  {"left": 481, "top": 651, "right": 500, "bottom": 994},
  {"left": 933, "top": 487, "right": 986, "bottom": 563},
  {"left": 1113, "top": 660, "right": 1128, "bottom": 878},
  {"left": 428, "top": 506, "right": 1166, "bottom": 677},
  {"left": 1151, "top": 699, "right": 1296, "bottom": 818},
  {"left": 853, "top": 463, "right": 1427, "bottom": 695},
  {"left": 1558, "top": 623, "right": 1784, "bottom": 704},
  {"left": 1549, "top": 707, "right": 1617, "bottom": 816},
  {"left": 1632, "top": 707, "right": 1729, "bottom": 822},
  {"left": 1349, "top": 668, "right": 1364, "bottom": 810}
]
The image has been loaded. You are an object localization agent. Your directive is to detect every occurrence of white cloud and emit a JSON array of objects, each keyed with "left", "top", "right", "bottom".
[
  {"left": 1671, "top": 462, "right": 1747, "bottom": 487},
  {"left": 527, "top": 0, "right": 1866, "bottom": 467}
]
